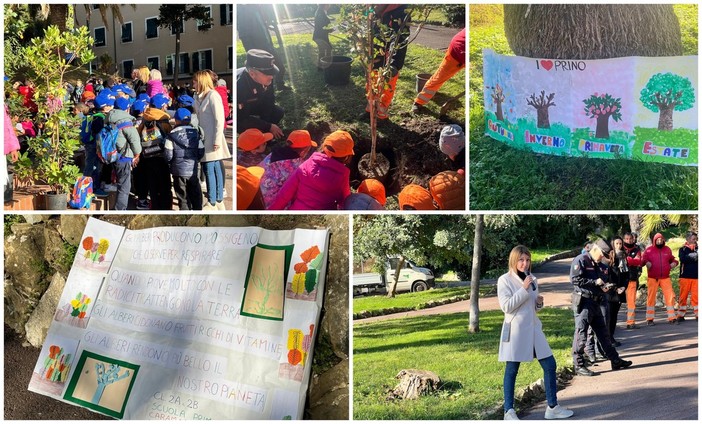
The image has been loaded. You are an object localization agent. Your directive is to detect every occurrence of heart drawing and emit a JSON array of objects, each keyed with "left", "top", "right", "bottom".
[{"left": 540, "top": 60, "right": 553, "bottom": 71}]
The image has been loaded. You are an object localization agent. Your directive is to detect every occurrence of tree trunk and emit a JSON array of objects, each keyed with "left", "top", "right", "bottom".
[
  {"left": 387, "top": 369, "right": 441, "bottom": 400},
  {"left": 536, "top": 107, "right": 550, "bottom": 129},
  {"left": 628, "top": 214, "right": 642, "bottom": 235},
  {"left": 468, "top": 215, "right": 484, "bottom": 333},
  {"left": 495, "top": 100, "right": 504, "bottom": 121},
  {"left": 504, "top": 5, "right": 682, "bottom": 60},
  {"left": 174, "top": 25, "right": 182, "bottom": 87},
  {"left": 657, "top": 106, "right": 674, "bottom": 131},
  {"left": 595, "top": 115, "right": 610, "bottom": 139},
  {"left": 387, "top": 255, "right": 405, "bottom": 298},
  {"left": 49, "top": 5, "right": 69, "bottom": 32}
]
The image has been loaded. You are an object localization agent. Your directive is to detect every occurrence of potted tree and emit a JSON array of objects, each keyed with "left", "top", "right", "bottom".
[
  {"left": 13, "top": 25, "right": 95, "bottom": 209},
  {"left": 339, "top": 5, "right": 431, "bottom": 181}
]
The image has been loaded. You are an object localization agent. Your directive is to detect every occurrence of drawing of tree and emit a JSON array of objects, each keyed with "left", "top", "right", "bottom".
[
  {"left": 526, "top": 90, "right": 556, "bottom": 129},
  {"left": 639, "top": 72, "right": 695, "bottom": 131},
  {"left": 583, "top": 93, "right": 622, "bottom": 139},
  {"left": 91, "top": 363, "right": 130, "bottom": 404},
  {"left": 42, "top": 345, "right": 71, "bottom": 382},
  {"left": 490, "top": 84, "right": 505, "bottom": 121},
  {"left": 251, "top": 264, "right": 283, "bottom": 316}
]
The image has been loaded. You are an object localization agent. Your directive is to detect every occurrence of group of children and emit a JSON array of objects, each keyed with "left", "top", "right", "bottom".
[{"left": 236, "top": 124, "right": 465, "bottom": 210}]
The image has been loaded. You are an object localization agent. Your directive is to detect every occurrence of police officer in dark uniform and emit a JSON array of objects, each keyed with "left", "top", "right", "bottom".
[
  {"left": 237, "top": 49, "right": 285, "bottom": 139},
  {"left": 571, "top": 239, "right": 633, "bottom": 376}
]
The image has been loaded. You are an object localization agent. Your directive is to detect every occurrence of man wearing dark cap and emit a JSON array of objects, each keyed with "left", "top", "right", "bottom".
[
  {"left": 237, "top": 49, "right": 285, "bottom": 139},
  {"left": 570, "top": 239, "right": 633, "bottom": 376}
]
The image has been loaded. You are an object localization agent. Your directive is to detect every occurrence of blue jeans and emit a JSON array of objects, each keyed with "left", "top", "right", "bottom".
[
  {"left": 503, "top": 355, "right": 557, "bottom": 412},
  {"left": 202, "top": 160, "right": 223, "bottom": 206},
  {"left": 83, "top": 143, "right": 102, "bottom": 190}
]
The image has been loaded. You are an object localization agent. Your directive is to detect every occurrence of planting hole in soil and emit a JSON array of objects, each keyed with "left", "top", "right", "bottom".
[{"left": 351, "top": 146, "right": 401, "bottom": 195}]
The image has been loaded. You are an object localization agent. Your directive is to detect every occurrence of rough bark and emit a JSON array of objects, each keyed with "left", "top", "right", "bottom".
[
  {"left": 504, "top": 5, "right": 682, "bottom": 59},
  {"left": 387, "top": 369, "right": 441, "bottom": 400},
  {"left": 468, "top": 215, "right": 484, "bottom": 333},
  {"left": 657, "top": 106, "right": 674, "bottom": 131}
]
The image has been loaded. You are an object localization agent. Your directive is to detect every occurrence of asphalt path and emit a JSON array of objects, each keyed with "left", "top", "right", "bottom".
[{"left": 354, "top": 258, "right": 699, "bottom": 420}]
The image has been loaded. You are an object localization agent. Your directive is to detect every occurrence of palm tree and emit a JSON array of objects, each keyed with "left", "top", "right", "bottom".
[{"left": 637, "top": 214, "right": 698, "bottom": 244}]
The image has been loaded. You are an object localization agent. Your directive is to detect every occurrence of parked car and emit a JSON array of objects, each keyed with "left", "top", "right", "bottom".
[{"left": 353, "top": 257, "right": 435, "bottom": 296}]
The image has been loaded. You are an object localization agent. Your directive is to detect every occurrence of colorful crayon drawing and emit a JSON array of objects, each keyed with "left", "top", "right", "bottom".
[
  {"left": 42, "top": 345, "right": 72, "bottom": 382},
  {"left": 287, "top": 246, "right": 324, "bottom": 301},
  {"left": 54, "top": 292, "right": 92, "bottom": 328},
  {"left": 81, "top": 236, "right": 110, "bottom": 263},
  {"left": 28, "top": 337, "right": 79, "bottom": 397},
  {"left": 279, "top": 324, "right": 315, "bottom": 382}
]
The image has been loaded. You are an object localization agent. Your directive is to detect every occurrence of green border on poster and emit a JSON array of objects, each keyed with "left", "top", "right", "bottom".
[
  {"left": 63, "top": 350, "right": 140, "bottom": 419},
  {"left": 241, "top": 243, "right": 294, "bottom": 321}
]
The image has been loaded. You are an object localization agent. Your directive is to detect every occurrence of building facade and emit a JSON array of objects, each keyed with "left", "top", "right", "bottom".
[{"left": 75, "top": 5, "right": 233, "bottom": 85}]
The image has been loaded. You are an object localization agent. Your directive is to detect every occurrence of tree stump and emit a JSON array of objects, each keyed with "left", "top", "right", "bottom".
[
  {"left": 358, "top": 152, "right": 390, "bottom": 184},
  {"left": 387, "top": 369, "right": 441, "bottom": 400}
]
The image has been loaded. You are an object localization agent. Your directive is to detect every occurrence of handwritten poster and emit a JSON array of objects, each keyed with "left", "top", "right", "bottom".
[
  {"left": 483, "top": 49, "right": 698, "bottom": 166},
  {"left": 28, "top": 218, "right": 330, "bottom": 420}
]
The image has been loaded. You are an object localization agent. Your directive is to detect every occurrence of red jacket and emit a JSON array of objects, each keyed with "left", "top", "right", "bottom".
[
  {"left": 641, "top": 233, "right": 679, "bottom": 279},
  {"left": 449, "top": 28, "right": 466, "bottom": 66},
  {"left": 215, "top": 86, "right": 230, "bottom": 119}
]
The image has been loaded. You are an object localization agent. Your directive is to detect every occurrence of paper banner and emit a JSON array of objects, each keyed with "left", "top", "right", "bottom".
[
  {"left": 28, "top": 219, "right": 331, "bottom": 420},
  {"left": 483, "top": 49, "right": 698, "bottom": 166}
]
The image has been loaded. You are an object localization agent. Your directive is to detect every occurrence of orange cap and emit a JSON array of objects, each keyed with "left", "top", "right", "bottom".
[
  {"left": 429, "top": 171, "right": 465, "bottom": 210},
  {"left": 358, "top": 179, "right": 386, "bottom": 206},
  {"left": 238, "top": 128, "right": 274, "bottom": 151},
  {"left": 398, "top": 184, "right": 435, "bottom": 210},
  {"left": 287, "top": 130, "right": 317, "bottom": 148},
  {"left": 237, "top": 165, "right": 264, "bottom": 209},
  {"left": 322, "top": 130, "right": 354, "bottom": 157}
]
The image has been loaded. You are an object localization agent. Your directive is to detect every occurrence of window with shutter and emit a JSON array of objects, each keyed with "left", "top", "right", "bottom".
[
  {"left": 146, "top": 17, "right": 158, "bottom": 39},
  {"left": 192, "top": 52, "right": 200, "bottom": 72},
  {"left": 166, "top": 55, "right": 174, "bottom": 76}
]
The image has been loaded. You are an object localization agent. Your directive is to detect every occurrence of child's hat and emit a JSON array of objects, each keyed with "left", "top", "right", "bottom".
[
  {"left": 322, "top": 130, "right": 354, "bottom": 157},
  {"left": 175, "top": 108, "right": 191, "bottom": 122},
  {"left": 287, "top": 130, "right": 317, "bottom": 148},
  {"left": 439, "top": 124, "right": 465, "bottom": 157},
  {"left": 398, "top": 184, "right": 435, "bottom": 210},
  {"left": 238, "top": 128, "right": 274, "bottom": 151},
  {"left": 358, "top": 179, "right": 386, "bottom": 206},
  {"left": 81, "top": 91, "right": 96, "bottom": 101},
  {"left": 237, "top": 165, "right": 265, "bottom": 210},
  {"left": 137, "top": 93, "right": 151, "bottom": 102},
  {"left": 151, "top": 93, "right": 170, "bottom": 109},
  {"left": 429, "top": 171, "right": 465, "bottom": 210},
  {"left": 342, "top": 193, "right": 384, "bottom": 210},
  {"left": 94, "top": 91, "right": 115, "bottom": 108},
  {"left": 132, "top": 100, "right": 148, "bottom": 113},
  {"left": 177, "top": 94, "right": 194, "bottom": 106},
  {"left": 114, "top": 97, "right": 130, "bottom": 111}
]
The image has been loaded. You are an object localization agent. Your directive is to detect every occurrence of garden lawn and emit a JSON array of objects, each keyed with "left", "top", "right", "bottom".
[
  {"left": 353, "top": 309, "right": 574, "bottom": 420},
  {"left": 468, "top": 5, "right": 698, "bottom": 210},
  {"left": 354, "top": 287, "right": 474, "bottom": 315}
]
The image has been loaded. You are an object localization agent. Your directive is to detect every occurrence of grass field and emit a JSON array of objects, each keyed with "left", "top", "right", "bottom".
[
  {"left": 469, "top": 4, "right": 698, "bottom": 210},
  {"left": 353, "top": 308, "right": 575, "bottom": 419}
]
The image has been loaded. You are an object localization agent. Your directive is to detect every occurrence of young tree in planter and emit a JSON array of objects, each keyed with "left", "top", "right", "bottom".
[
  {"left": 14, "top": 25, "right": 95, "bottom": 199},
  {"left": 157, "top": 5, "right": 212, "bottom": 87},
  {"left": 339, "top": 5, "right": 431, "bottom": 176}
]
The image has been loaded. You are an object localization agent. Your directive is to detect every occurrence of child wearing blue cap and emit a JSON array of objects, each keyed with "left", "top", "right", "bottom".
[
  {"left": 83, "top": 90, "right": 116, "bottom": 195},
  {"left": 164, "top": 108, "right": 205, "bottom": 210}
]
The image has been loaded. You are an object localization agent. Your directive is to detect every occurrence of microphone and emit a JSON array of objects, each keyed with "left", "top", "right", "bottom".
[{"left": 525, "top": 270, "right": 536, "bottom": 291}]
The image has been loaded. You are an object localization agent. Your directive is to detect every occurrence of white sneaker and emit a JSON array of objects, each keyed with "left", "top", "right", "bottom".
[
  {"left": 215, "top": 201, "right": 226, "bottom": 210},
  {"left": 202, "top": 202, "right": 217, "bottom": 211},
  {"left": 545, "top": 404, "right": 573, "bottom": 419},
  {"left": 504, "top": 408, "right": 520, "bottom": 420}
]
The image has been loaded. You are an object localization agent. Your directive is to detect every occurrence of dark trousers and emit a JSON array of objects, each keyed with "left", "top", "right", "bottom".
[
  {"left": 114, "top": 161, "right": 132, "bottom": 210},
  {"left": 173, "top": 174, "right": 202, "bottom": 211},
  {"left": 132, "top": 161, "right": 148, "bottom": 200},
  {"left": 142, "top": 157, "right": 172, "bottom": 210},
  {"left": 607, "top": 301, "right": 622, "bottom": 341},
  {"left": 573, "top": 297, "right": 619, "bottom": 367},
  {"left": 585, "top": 300, "right": 609, "bottom": 358}
]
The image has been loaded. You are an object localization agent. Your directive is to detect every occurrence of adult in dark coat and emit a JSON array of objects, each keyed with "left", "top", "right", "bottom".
[{"left": 236, "top": 49, "right": 285, "bottom": 139}]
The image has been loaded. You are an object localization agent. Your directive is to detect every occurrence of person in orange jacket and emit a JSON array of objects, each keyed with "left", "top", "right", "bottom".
[
  {"left": 677, "top": 232, "right": 698, "bottom": 321},
  {"left": 640, "top": 233, "right": 679, "bottom": 325},
  {"left": 412, "top": 28, "right": 465, "bottom": 113}
]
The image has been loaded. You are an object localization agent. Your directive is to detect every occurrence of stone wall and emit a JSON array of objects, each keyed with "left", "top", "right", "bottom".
[{"left": 4, "top": 214, "right": 349, "bottom": 419}]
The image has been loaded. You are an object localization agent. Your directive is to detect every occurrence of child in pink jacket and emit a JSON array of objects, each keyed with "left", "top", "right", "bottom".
[{"left": 269, "top": 130, "right": 354, "bottom": 210}]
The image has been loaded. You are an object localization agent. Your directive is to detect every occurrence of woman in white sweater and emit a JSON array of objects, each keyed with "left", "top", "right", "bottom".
[
  {"left": 193, "top": 70, "right": 231, "bottom": 210},
  {"left": 497, "top": 245, "right": 573, "bottom": 420}
]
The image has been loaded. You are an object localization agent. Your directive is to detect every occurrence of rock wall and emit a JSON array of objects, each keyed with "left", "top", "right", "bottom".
[{"left": 4, "top": 214, "right": 350, "bottom": 419}]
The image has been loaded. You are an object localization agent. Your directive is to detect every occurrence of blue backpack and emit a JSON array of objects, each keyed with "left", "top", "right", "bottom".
[
  {"left": 68, "top": 176, "right": 95, "bottom": 209},
  {"left": 79, "top": 112, "right": 104, "bottom": 145},
  {"left": 96, "top": 120, "right": 133, "bottom": 164}
]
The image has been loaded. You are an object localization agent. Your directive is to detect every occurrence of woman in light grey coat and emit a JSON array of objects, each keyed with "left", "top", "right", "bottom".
[
  {"left": 193, "top": 70, "right": 231, "bottom": 210},
  {"left": 498, "top": 245, "right": 572, "bottom": 421}
]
